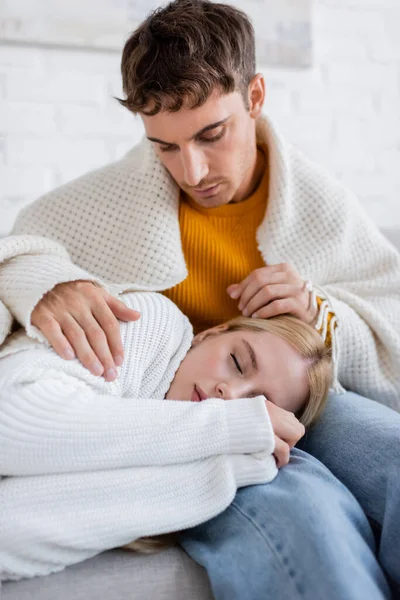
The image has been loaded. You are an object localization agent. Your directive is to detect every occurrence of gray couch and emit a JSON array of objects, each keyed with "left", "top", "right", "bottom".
[
  {"left": 3, "top": 227, "right": 400, "bottom": 600},
  {"left": 2, "top": 549, "right": 214, "bottom": 600}
]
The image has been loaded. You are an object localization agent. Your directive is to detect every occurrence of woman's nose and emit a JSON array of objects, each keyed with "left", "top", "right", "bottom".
[
  {"left": 216, "top": 382, "right": 231, "bottom": 400},
  {"left": 216, "top": 382, "right": 253, "bottom": 401},
  {"left": 216, "top": 382, "right": 247, "bottom": 401}
]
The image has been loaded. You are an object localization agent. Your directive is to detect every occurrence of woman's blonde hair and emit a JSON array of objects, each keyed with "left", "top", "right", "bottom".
[{"left": 122, "top": 313, "right": 333, "bottom": 555}]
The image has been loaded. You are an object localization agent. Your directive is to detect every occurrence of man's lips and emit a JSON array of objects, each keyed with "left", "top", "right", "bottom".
[
  {"left": 194, "top": 183, "right": 220, "bottom": 198},
  {"left": 191, "top": 385, "right": 209, "bottom": 402}
]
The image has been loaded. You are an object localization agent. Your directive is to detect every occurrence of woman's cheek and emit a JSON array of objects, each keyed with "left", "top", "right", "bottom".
[{"left": 203, "top": 354, "right": 227, "bottom": 379}]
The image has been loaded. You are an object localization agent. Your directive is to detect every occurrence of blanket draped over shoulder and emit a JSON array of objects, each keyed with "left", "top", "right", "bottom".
[{"left": 0, "top": 116, "right": 399, "bottom": 409}]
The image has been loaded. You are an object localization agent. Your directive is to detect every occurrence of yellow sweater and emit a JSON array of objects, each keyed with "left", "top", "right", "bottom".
[
  {"left": 163, "top": 156, "right": 269, "bottom": 334},
  {"left": 163, "top": 151, "right": 333, "bottom": 341}
]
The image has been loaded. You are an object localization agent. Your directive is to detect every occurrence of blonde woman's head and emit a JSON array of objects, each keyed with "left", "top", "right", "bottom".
[{"left": 166, "top": 313, "right": 333, "bottom": 427}]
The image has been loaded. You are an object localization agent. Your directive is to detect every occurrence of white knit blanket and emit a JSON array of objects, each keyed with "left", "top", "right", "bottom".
[{"left": 0, "top": 116, "right": 399, "bottom": 409}]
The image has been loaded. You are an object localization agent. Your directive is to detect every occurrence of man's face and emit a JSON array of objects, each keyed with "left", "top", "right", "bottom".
[{"left": 141, "top": 82, "right": 264, "bottom": 208}]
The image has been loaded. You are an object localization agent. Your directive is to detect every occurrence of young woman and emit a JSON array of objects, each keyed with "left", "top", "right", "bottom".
[{"left": 0, "top": 292, "right": 332, "bottom": 581}]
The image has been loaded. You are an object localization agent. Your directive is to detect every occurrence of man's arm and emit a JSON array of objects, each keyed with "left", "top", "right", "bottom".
[
  {"left": 277, "top": 149, "right": 400, "bottom": 409},
  {"left": 0, "top": 151, "right": 151, "bottom": 376},
  {"left": 323, "top": 282, "right": 400, "bottom": 407},
  {"left": 0, "top": 238, "right": 140, "bottom": 379},
  {"left": 314, "top": 183, "right": 400, "bottom": 407}
]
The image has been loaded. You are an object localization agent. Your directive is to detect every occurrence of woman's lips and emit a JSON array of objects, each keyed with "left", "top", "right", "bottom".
[
  {"left": 191, "top": 387, "right": 201, "bottom": 402},
  {"left": 191, "top": 385, "right": 208, "bottom": 402}
]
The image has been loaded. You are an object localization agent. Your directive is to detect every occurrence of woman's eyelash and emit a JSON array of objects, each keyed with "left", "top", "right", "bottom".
[
  {"left": 230, "top": 353, "right": 243, "bottom": 374},
  {"left": 159, "top": 129, "right": 225, "bottom": 152}
]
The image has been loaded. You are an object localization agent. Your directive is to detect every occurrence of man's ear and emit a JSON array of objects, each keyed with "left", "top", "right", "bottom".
[
  {"left": 192, "top": 323, "right": 230, "bottom": 347},
  {"left": 247, "top": 73, "right": 265, "bottom": 119}
]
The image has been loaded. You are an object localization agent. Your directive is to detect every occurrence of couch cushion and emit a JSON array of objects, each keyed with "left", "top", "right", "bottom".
[{"left": 2, "top": 548, "right": 214, "bottom": 600}]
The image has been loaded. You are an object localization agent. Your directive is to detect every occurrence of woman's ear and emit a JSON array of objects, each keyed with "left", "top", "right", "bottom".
[{"left": 192, "top": 323, "right": 230, "bottom": 347}]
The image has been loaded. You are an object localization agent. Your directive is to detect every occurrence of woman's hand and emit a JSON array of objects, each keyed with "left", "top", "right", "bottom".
[
  {"left": 227, "top": 263, "right": 317, "bottom": 325},
  {"left": 265, "top": 400, "right": 305, "bottom": 468}
]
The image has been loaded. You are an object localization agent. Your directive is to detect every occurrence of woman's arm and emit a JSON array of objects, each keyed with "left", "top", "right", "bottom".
[
  {"left": 0, "top": 451, "right": 277, "bottom": 581},
  {"left": 0, "top": 375, "right": 274, "bottom": 476}
]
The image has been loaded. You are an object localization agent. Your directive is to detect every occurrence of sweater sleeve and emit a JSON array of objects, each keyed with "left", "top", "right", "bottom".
[
  {"left": 0, "top": 376, "right": 275, "bottom": 476},
  {"left": 0, "top": 450, "right": 277, "bottom": 581}
]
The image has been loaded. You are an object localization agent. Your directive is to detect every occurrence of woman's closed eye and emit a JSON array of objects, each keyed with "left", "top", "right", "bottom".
[{"left": 230, "top": 353, "right": 243, "bottom": 375}]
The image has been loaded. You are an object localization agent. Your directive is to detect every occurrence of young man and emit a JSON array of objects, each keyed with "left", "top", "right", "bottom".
[{"left": 0, "top": 0, "right": 399, "bottom": 597}]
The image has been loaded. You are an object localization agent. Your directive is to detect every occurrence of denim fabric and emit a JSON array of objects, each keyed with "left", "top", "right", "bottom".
[
  {"left": 179, "top": 392, "right": 400, "bottom": 599},
  {"left": 298, "top": 392, "right": 400, "bottom": 593}
]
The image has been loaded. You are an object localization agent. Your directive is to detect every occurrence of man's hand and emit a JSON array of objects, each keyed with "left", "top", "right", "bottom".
[
  {"left": 265, "top": 400, "right": 305, "bottom": 468},
  {"left": 31, "top": 281, "right": 141, "bottom": 381},
  {"left": 227, "top": 263, "right": 317, "bottom": 325}
]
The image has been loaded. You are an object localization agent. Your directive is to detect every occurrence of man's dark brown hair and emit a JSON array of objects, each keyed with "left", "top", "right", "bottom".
[{"left": 118, "top": 0, "right": 256, "bottom": 115}]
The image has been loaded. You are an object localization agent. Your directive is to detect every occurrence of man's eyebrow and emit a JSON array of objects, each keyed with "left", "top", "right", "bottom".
[
  {"left": 146, "top": 116, "right": 231, "bottom": 146},
  {"left": 242, "top": 339, "right": 258, "bottom": 371}
]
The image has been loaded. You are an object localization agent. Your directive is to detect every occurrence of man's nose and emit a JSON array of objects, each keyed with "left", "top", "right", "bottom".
[{"left": 181, "top": 148, "right": 209, "bottom": 187}]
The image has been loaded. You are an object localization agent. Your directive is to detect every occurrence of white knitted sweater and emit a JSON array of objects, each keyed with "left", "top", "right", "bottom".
[
  {"left": 0, "top": 292, "right": 277, "bottom": 581},
  {"left": 0, "top": 116, "right": 399, "bottom": 407}
]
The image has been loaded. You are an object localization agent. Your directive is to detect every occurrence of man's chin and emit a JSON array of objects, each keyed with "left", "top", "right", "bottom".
[
  {"left": 189, "top": 189, "right": 233, "bottom": 209},
  {"left": 196, "top": 198, "right": 228, "bottom": 208}
]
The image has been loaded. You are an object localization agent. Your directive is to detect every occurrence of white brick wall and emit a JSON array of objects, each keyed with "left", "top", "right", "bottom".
[{"left": 1, "top": 0, "right": 400, "bottom": 236}]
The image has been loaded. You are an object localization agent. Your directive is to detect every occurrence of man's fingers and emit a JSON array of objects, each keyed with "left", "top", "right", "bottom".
[
  {"left": 36, "top": 316, "right": 76, "bottom": 361},
  {"left": 74, "top": 313, "right": 119, "bottom": 381},
  {"left": 31, "top": 282, "right": 139, "bottom": 378},
  {"left": 61, "top": 314, "right": 106, "bottom": 378},
  {"left": 252, "top": 297, "right": 297, "bottom": 320},
  {"left": 92, "top": 302, "right": 125, "bottom": 367},
  {"left": 273, "top": 436, "right": 290, "bottom": 468},
  {"left": 241, "top": 283, "right": 295, "bottom": 317},
  {"left": 237, "top": 279, "right": 262, "bottom": 312},
  {"left": 227, "top": 266, "right": 289, "bottom": 301},
  {"left": 107, "top": 295, "right": 141, "bottom": 322},
  {"left": 228, "top": 264, "right": 315, "bottom": 323}
]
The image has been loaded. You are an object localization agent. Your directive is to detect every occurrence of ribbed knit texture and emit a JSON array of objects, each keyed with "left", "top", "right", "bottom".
[
  {"left": 0, "top": 115, "right": 399, "bottom": 406},
  {"left": 163, "top": 148, "right": 268, "bottom": 334},
  {"left": 0, "top": 292, "right": 277, "bottom": 581}
]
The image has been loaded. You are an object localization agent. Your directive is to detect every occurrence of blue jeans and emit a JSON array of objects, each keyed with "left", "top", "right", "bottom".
[
  {"left": 298, "top": 392, "right": 400, "bottom": 593},
  {"left": 178, "top": 393, "right": 400, "bottom": 599}
]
